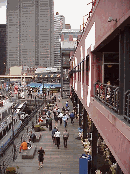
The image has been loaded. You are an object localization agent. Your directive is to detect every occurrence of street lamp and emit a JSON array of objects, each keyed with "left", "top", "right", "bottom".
[{"left": 11, "top": 105, "right": 15, "bottom": 161}]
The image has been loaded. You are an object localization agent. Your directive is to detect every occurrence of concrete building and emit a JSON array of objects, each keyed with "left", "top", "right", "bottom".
[
  {"left": 70, "top": 0, "right": 130, "bottom": 173},
  {"left": 54, "top": 12, "right": 65, "bottom": 68},
  {"left": 65, "top": 24, "right": 71, "bottom": 29},
  {"left": 0, "top": 24, "right": 6, "bottom": 75},
  {"left": 6, "top": 0, "right": 54, "bottom": 73},
  {"left": 60, "top": 29, "right": 81, "bottom": 98}
]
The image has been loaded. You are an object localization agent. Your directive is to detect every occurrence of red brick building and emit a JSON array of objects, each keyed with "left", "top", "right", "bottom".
[{"left": 70, "top": 0, "right": 130, "bottom": 173}]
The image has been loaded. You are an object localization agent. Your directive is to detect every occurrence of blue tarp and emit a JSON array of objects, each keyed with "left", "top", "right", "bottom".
[
  {"left": 37, "top": 83, "right": 61, "bottom": 94},
  {"left": 27, "top": 82, "right": 42, "bottom": 88}
]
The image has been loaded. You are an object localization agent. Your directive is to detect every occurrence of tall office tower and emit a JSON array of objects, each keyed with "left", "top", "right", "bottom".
[
  {"left": 0, "top": 24, "right": 6, "bottom": 75},
  {"left": 6, "top": 0, "right": 54, "bottom": 73},
  {"left": 54, "top": 12, "right": 65, "bottom": 68}
]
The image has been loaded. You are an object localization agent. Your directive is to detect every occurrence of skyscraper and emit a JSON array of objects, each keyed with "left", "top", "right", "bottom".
[
  {"left": 0, "top": 24, "right": 6, "bottom": 75},
  {"left": 54, "top": 12, "right": 65, "bottom": 68},
  {"left": 6, "top": 0, "right": 54, "bottom": 73}
]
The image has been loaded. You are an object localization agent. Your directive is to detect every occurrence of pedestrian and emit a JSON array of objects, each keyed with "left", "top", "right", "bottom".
[
  {"left": 66, "top": 101, "right": 68, "bottom": 108},
  {"left": 48, "top": 116, "right": 52, "bottom": 131},
  {"left": 46, "top": 115, "right": 49, "bottom": 128},
  {"left": 58, "top": 95, "right": 60, "bottom": 102},
  {"left": 52, "top": 127, "right": 57, "bottom": 144},
  {"left": 57, "top": 108, "right": 60, "bottom": 115},
  {"left": 54, "top": 129, "right": 60, "bottom": 149},
  {"left": 19, "top": 139, "right": 28, "bottom": 153},
  {"left": 62, "top": 106, "right": 65, "bottom": 114},
  {"left": 63, "top": 129, "right": 69, "bottom": 148},
  {"left": 38, "top": 147, "right": 45, "bottom": 170},
  {"left": 29, "top": 131, "right": 36, "bottom": 143},
  {"left": 70, "top": 111, "right": 75, "bottom": 124}
]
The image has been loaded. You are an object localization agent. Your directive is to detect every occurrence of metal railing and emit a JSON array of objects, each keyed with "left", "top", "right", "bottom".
[
  {"left": 94, "top": 82, "right": 119, "bottom": 113},
  {"left": 0, "top": 101, "right": 44, "bottom": 166},
  {"left": 124, "top": 90, "right": 130, "bottom": 122}
]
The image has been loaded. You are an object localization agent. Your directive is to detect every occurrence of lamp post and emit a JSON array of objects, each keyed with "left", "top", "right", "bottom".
[{"left": 11, "top": 105, "right": 16, "bottom": 161}]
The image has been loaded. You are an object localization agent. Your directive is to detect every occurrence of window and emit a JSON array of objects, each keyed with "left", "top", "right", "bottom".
[
  {"left": 78, "top": 65, "right": 79, "bottom": 81},
  {"left": 86, "top": 55, "right": 89, "bottom": 85},
  {"left": 80, "top": 63, "right": 81, "bottom": 82},
  {"left": 82, "top": 60, "right": 84, "bottom": 83}
]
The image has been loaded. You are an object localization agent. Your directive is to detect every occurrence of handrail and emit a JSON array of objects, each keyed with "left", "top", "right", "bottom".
[
  {"left": 94, "top": 82, "right": 119, "bottom": 113},
  {"left": 124, "top": 90, "right": 130, "bottom": 122}
]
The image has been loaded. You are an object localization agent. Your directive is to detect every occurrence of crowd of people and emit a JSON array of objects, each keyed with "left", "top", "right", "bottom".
[{"left": 19, "top": 94, "right": 77, "bottom": 170}]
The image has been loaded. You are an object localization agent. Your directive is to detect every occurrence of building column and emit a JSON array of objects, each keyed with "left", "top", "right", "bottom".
[
  {"left": 83, "top": 108, "right": 87, "bottom": 140},
  {"left": 79, "top": 100, "right": 82, "bottom": 126},
  {"left": 124, "top": 26, "right": 130, "bottom": 92},
  {"left": 116, "top": 163, "right": 123, "bottom": 174},
  {"left": 76, "top": 97, "right": 79, "bottom": 119},
  {"left": 124, "top": 26, "right": 130, "bottom": 121},
  {"left": 92, "top": 123, "right": 98, "bottom": 173},
  {"left": 119, "top": 31, "right": 124, "bottom": 115},
  {"left": 61, "top": 52, "right": 63, "bottom": 98}
]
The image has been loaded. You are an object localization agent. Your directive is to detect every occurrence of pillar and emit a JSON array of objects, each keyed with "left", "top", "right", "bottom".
[
  {"left": 83, "top": 108, "right": 87, "bottom": 140},
  {"left": 61, "top": 52, "right": 63, "bottom": 98},
  {"left": 124, "top": 26, "right": 130, "bottom": 121},
  {"left": 92, "top": 123, "right": 98, "bottom": 173},
  {"left": 79, "top": 100, "right": 82, "bottom": 126},
  {"left": 116, "top": 163, "right": 123, "bottom": 174},
  {"left": 119, "top": 30, "right": 124, "bottom": 115},
  {"left": 124, "top": 26, "right": 130, "bottom": 92}
]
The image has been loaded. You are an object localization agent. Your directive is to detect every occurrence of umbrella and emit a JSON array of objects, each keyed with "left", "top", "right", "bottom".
[
  {"left": 62, "top": 115, "right": 67, "bottom": 121},
  {"left": 58, "top": 113, "right": 63, "bottom": 118}
]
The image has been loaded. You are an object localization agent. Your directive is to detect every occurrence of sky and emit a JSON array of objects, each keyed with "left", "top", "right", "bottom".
[{"left": 0, "top": 0, "right": 92, "bottom": 29}]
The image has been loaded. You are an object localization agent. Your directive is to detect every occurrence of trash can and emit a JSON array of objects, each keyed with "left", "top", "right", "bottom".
[{"left": 79, "top": 155, "right": 88, "bottom": 174}]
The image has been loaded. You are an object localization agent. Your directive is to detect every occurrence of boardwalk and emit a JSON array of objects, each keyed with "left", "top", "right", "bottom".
[{"left": 10, "top": 93, "right": 84, "bottom": 174}]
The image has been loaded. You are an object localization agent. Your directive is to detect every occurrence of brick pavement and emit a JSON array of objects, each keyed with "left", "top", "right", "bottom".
[{"left": 10, "top": 93, "right": 84, "bottom": 174}]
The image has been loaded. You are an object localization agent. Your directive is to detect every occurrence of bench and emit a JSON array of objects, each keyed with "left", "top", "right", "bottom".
[{"left": 22, "top": 146, "right": 36, "bottom": 159}]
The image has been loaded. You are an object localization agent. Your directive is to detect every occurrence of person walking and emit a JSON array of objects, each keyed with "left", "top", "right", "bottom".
[
  {"left": 54, "top": 129, "right": 60, "bottom": 149},
  {"left": 63, "top": 129, "right": 69, "bottom": 148},
  {"left": 70, "top": 111, "right": 75, "bottom": 124},
  {"left": 38, "top": 147, "right": 45, "bottom": 170},
  {"left": 48, "top": 116, "right": 52, "bottom": 131},
  {"left": 52, "top": 127, "right": 57, "bottom": 144},
  {"left": 66, "top": 101, "right": 68, "bottom": 109},
  {"left": 62, "top": 106, "right": 65, "bottom": 114}
]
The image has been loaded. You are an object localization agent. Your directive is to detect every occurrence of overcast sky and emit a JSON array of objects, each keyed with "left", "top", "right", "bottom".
[{"left": 0, "top": 0, "right": 92, "bottom": 29}]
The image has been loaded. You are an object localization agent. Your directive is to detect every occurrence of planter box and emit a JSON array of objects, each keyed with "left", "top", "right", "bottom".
[{"left": 34, "top": 127, "right": 40, "bottom": 132}]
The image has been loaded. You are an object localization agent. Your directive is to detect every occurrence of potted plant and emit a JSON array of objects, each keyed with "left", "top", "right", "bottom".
[
  {"left": 6, "top": 167, "right": 16, "bottom": 174},
  {"left": 34, "top": 124, "right": 40, "bottom": 132},
  {"left": 40, "top": 126, "right": 46, "bottom": 131}
]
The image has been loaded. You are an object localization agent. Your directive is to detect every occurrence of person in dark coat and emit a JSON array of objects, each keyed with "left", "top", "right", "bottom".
[
  {"left": 48, "top": 117, "right": 52, "bottom": 131},
  {"left": 70, "top": 111, "right": 75, "bottom": 124},
  {"left": 38, "top": 147, "right": 45, "bottom": 170}
]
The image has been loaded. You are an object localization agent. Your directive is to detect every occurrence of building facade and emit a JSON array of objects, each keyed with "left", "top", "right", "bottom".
[
  {"left": 54, "top": 13, "right": 65, "bottom": 68},
  {"left": 60, "top": 29, "right": 81, "bottom": 98},
  {"left": 6, "top": 0, "right": 54, "bottom": 73},
  {"left": 0, "top": 24, "right": 6, "bottom": 75},
  {"left": 70, "top": 0, "right": 130, "bottom": 173}
]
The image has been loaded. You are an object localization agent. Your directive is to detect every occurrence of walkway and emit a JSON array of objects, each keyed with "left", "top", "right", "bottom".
[{"left": 10, "top": 93, "right": 84, "bottom": 174}]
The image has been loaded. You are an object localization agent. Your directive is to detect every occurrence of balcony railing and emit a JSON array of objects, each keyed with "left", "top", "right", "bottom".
[
  {"left": 124, "top": 90, "right": 130, "bottom": 122},
  {"left": 94, "top": 83, "right": 119, "bottom": 113}
]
